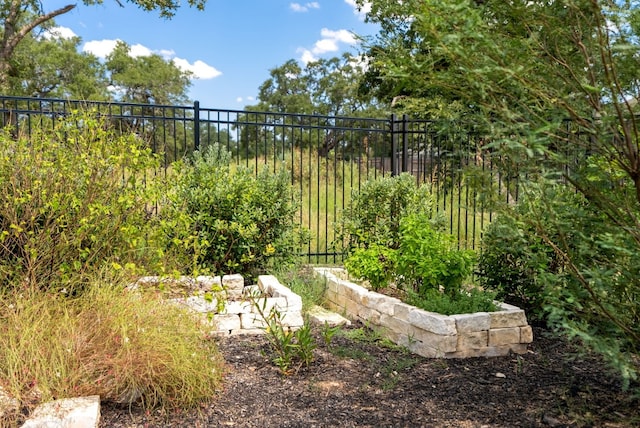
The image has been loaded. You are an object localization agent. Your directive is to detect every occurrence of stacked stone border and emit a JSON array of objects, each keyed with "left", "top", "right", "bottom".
[
  {"left": 315, "top": 267, "right": 533, "bottom": 358},
  {"left": 136, "top": 274, "right": 304, "bottom": 336}
]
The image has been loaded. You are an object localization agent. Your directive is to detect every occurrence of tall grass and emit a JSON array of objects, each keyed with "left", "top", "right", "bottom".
[{"left": 0, "top": 270, "right": 224, "bottom": 426}]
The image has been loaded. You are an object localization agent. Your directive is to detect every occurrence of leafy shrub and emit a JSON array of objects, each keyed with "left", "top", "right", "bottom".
[
  {"left": 0, "top": 111, "right": 159, "bottom": 293},
  {"left": 336, "top": 173, "right": 439, "bottom": 253},
  {"left": 395, "top": 213, "right": 476, "bottom": 297},
  {"left": 343, "top": 244, "right": 397, "bottom": 291},
  {"left": 159, "top": 144, "right": 308, "bottom": 280},
  {"left": 479, "top": 174, "right": 640, "bottom": 385},
  {"left": 0, "top": 270, "right": 224, "bottom": 424}
]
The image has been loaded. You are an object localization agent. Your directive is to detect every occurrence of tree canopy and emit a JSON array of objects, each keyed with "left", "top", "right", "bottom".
[{"left": 0, "top": 0, "right": 208, "bottom": 95}]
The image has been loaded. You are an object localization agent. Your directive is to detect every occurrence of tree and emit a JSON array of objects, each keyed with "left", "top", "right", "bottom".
[
  {"left": 8, "top": 30, "right": 108, "bottom": 100},
  {"left": 359, "top": 0, "right": 640, "bottom": 382},
  {"left": 243, "top": 53, "right": 385, "bottom": 158},
  {"left": 105, "top": 41, "right": 192, "bottom": 105},
  {"left": 0, "top": 0, "right": 208, "bottom": 93}
]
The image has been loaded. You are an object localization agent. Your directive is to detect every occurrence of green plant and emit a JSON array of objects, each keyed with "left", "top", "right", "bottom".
[
  {"left": 269, "top": 263, "right": 327, "bottom": 311},
  {"left": 159, "top": 144, "right": 309, "bottom": 280},
  {"left": 336, "top": 173, "right": 439, "bottom": 253},
  {"left": 405, "top": 287, "right": 497, "bottom": 316},
  {"left": 320, "top": 322, "right": 341, "bottom": 347},
  {"left": 395, "top": 213, "right": 476, "bottom": 297},
  {"left": 0, "top": 269, "right": 224, "bottom": 426},
  {"left": 343, "top": 244, "right": 397, "bottom": 291},
  {"left": 249, "top": 290, "right": 317, "bottom": 375},
  {"left": 0, "top": 110, "right": 160, "bottom": 293}
]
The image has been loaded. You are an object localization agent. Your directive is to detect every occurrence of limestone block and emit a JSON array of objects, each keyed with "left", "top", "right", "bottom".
[
  {"left": 340, "top": 281, "right": 368, "bottom": 303},
  {"left": 409, "top": 327, "right": 457, "bottom": 353},
  {"left": 452, "top": 312, "right": 491, "bottom": 333},
  {"left": 195, "top": 275, "right": 222, "bottom": 292},
  {"left": 457, "top": 331, "right": 489, "bottom": 350},
  {"left": 240, "top": 313, "right": 268, "bottom": 330},
  {"left": 490, "top": 308, "right": 527, "bottom": 328},
  {"left": 230, "top": 328, "right": 265, "bottom": 336},
  {"left": 344, "top": 297, "right": 361, "bottom": 318},
  {"left": 21, "top": 395, "right": 100, "bottom": 428},
  {"left": 408, "top": 309, "right": 456, "bottom": 336},
  {"left": 257, "top": 275, "right": 279, "bottom": 294},
  {"left": 243, "top": 284, "right": 261, "bottom": 298},
  {"left": 326, "top": 277, "right": 339, "bottom": 294},
  {"left": 220, "top": 300, "right": 253, "bottom": 315},
  {"left": 213, "top": 314, "right": 242, "bottom": 332},
  {"left": 393, "top": 302, "right": 414, "bottom": 321},
  {"left": 357, "top": 306, "right": 381, "bottom": 325},
  {"left": 380, "top": 313, "right": 413, "bottom": 335},
  {"left": 520, "top": 325, "right": 534, "bottom": 343},
  {"left": 362, "top": 292, "right": 400, "bottom": 316},
  {"left": 222, "top": 274, "right": 245, "bottom": 300},
  {"left": 170, "top": 296, "right": 219, "bottom": 314},
  {"left": 280, "top": 310, "right": 304, "bottom": 328},
  {"left": 307, "top": 305, "right": 351, "bottom": 327},
  {"left": 489, "top": 327, "right": 521, "bottom": 347},
  {"left": 408, "top": 340, "right": 446, "bottom": 358}
]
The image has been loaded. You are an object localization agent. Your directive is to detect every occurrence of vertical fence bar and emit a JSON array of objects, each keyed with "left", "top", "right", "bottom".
[
  {"left": 391, "top": 114, "right": 399, "bottom": 176},
  {"left": 194, "top": 101, "right": 200, "bottom": 151}
]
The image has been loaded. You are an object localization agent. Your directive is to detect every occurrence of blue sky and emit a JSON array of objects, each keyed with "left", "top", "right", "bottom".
[{"left": 46, "top": 1, "right": 377, "bottom": 110}]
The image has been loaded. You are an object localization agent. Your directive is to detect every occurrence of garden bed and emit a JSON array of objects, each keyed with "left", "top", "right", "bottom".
[
  {"left": 315, "top": 267, "right": 533, "bottom": 358},
  {"left": 135, "top": 274, "right": 304, "bottom": 335}
]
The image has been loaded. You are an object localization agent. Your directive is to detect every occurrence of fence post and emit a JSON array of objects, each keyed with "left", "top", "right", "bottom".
[
  {"left": 194, "top": 100, "right": 200, "bottom": 151},
  {"left": 402, "top": 114, "right": 409, "bottom": 173},
  {"left": 391, "top": 114, "right": 399, "bottom": 176}
]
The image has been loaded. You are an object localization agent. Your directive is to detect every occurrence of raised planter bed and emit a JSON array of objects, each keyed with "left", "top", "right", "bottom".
[
  {"left": 135, "top": 274, "right": 304, "bottom": 336},
  {"left": 314, "top": 267, "right": 533, "bottom": 358}
]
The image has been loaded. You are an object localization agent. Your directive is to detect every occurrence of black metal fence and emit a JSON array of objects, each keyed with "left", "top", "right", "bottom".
[{"left": 0, "top": 95, "right": 578, "bottom": 262}]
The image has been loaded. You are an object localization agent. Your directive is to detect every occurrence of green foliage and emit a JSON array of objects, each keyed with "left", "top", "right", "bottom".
[
  {"left": 159, "top": 144, "right": 308, "bottom": 280},
  {"left": 395, "top": 213, "right": 475, "bottom": 297},
  {"left": 477, "top": 189, "right": 571, "bottom": 321},
  {"left": 250, "top": 291, "right": 317, "bottom": 375},
  {"left": 319, "top": 322, "right": 341, "bottom": 347},
  {"left": 405, "top": 287, "right": 497, "bottom": 316},
  {"left": 336, "top": 173, "right": 438, "bottom": 253},
  {"left": 269, "top": 263, "right": 327, "bottom": 311},
  {"left": 0, "top": 110, "right": 159, "bottom": 293},
  {"left": 480, "top": 175, "right": 640, "bottom": 385},
  {"left": 343, "top": 244, "right": 397, "bottom": 291},
  {"left": 0, "top": 269, "right": 224, "bottom": 424}
]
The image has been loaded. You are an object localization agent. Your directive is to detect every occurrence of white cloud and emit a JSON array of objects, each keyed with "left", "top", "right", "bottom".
[
  {"left": 290, "top": 2, "right": 320, "bottom": 12},
  {"left": 82, "top": 39, "right": 221, "bottom": 80},
  {"left": 172, "top": 58, "right": 222, "bottom": 80},
  {"left": 298, "top": 28, "right": 357, "bottom": 64},
  {"left": 43, "top": 26, "right": 77, "bottom": 40},
  {"left": 236, "top": 96, "right": 255, "bottom": 104},
  {"left": 82, "top": 39, "right": 119, "bottom": 58},
  {"left": 344, "top": 0, "right": 371, "bottom": 19}
]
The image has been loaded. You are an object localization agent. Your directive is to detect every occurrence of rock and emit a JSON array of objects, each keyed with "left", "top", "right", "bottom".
[
  {"left": 20, "top": 395, "right": 100, "bottom": 428},
  {"left": 307, "top": 305, "right": 351, "bottom": 327}
]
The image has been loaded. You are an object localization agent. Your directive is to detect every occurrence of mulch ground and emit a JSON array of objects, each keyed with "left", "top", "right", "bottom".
[{"left": 100, "top": 324, "right": 639, "bottom": 428}]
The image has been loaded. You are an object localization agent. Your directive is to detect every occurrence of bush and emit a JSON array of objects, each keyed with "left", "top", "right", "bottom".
[
  {"left": 0, "top": 111, "right": 160, "bottom": 293},
  {"left": 343, "top": 244, "right": 397, "bottom": 291},
  {"left": 478, "top": 175, "right": 640, "bottom": 385},
  {"left": 395, "top": 213, "right": 476, "bottom": 297},
  {"left": 159, "top": 144, "right": 308, "bottom": 280},
  {"left": 0, "top": 270, "right": 224, "bottom": 425},
  {"left": 336, "top": 173, "right": 439, "bottom": 253}
]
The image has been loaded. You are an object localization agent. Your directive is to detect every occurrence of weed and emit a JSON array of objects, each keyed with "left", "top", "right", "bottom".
[
  {"left": 320, "top": 322, "right": 341, "bottom": 347},
  {"left": 249, "top": 290, "right": 317, "bottom": 375}
]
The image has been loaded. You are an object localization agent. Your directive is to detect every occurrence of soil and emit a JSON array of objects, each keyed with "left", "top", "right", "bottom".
[{"left": 99, "top": 323, "right": 639, "bottom": 428}]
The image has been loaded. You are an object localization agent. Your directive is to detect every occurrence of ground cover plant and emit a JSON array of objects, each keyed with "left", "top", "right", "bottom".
[{"left": 338, "top": 174, "right": 496, "bottom": 315}]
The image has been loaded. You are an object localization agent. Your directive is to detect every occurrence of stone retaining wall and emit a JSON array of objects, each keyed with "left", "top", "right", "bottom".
[
  {"left": 315, "top": 267, "right": 533, "bottom": 358},
  {"left": 136, "top": 274, "right": 303, "bottom": 336}
]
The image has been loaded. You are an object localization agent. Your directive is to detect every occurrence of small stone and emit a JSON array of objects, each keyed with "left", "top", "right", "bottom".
[{"left": 495, "top": 372, "right": 506, "bottom": 378}]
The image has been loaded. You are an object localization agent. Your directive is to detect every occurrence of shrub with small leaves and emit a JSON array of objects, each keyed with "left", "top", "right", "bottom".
[
  {"left": 159, "top": 144, "right": 309, "bottom": 280},
  {"left": 343, "top": 244, "right": 397, "bottom": 291}
]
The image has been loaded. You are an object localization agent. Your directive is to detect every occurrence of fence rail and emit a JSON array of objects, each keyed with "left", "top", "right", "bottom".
[{"left": 0, "top": 95, "right": 554, "bottom": 262}]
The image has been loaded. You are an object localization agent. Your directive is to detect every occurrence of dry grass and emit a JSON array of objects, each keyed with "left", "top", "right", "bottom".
[{"left": 0, "top": 270, "right": 224, "bottom": 426}]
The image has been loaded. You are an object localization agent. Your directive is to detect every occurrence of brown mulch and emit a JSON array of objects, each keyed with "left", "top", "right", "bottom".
[{"left": 99, "top": 324, "right": 639, "bottom": 428}]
